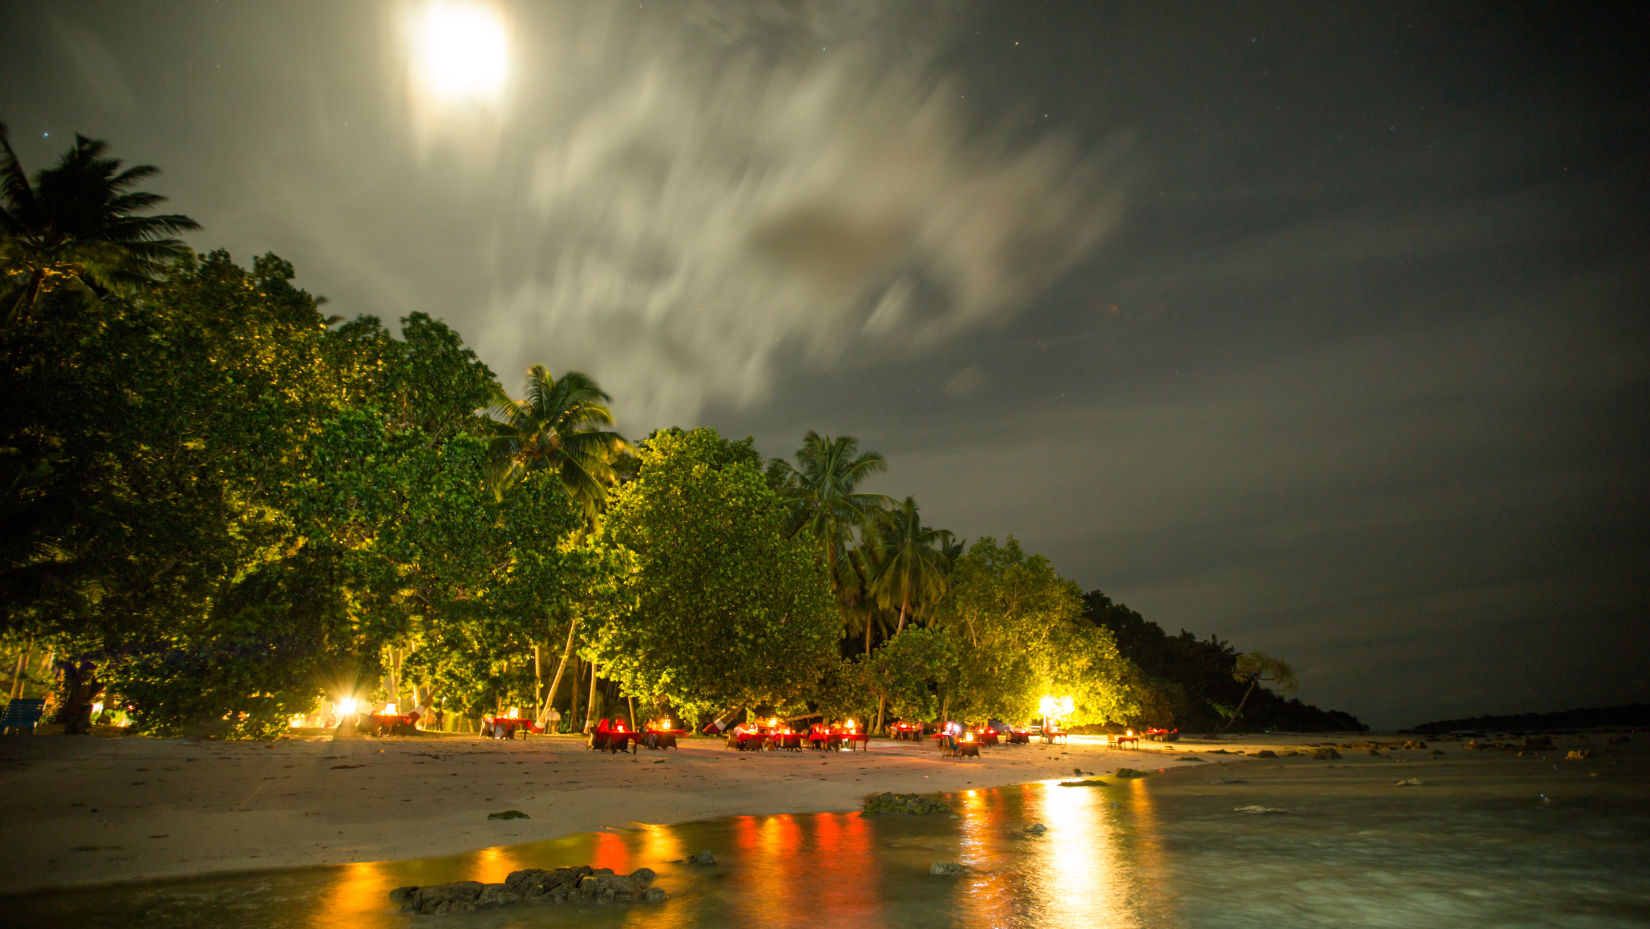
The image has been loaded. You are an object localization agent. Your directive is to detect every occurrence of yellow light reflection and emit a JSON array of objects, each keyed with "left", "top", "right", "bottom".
[
  {"left": 957, "top": 787, "right": 1014, "bottom": 927},
  {"left": 1026, "top": 780, "right": 1140, "bottom": 929},
  {"left": 463, "top": 843, "right": 531, "bottom": 884},
  {"left": 311, "top": 860, "right": 394, "bottom": 929}
]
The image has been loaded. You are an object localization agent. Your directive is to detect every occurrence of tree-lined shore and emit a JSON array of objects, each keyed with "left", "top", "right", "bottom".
[{"left": 1, "top": 125, "right": 1362, "bottom": 738}]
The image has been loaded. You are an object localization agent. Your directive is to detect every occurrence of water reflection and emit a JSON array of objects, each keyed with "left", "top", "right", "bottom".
[
  {"left": 10, "top": 759, "right": 1648, "bottom": 929},
  {"left": 312, "top": 861, "right": 393, "bottom": 929},
  {"left": 724, "top": 811, "right": 882, "bottom": 929},
  {"left": 957, "top": 787, "right": 1015, "bottom": 927},
  {"left": 1025, "top": 779, "right": 1136, "bottom": 929}
]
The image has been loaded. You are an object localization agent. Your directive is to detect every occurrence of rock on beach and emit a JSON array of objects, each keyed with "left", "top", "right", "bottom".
[{"left": 391, "top": 865, "right": 664, "bottom": 914}]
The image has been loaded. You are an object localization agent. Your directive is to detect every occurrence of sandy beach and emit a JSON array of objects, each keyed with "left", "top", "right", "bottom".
[{"left": 0, "top": 728, "right": 1369, "bottom": 896}]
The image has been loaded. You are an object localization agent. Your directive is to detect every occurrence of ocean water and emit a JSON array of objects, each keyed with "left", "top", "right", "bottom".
[{"left": 5, "top": 751, "right": 1648, "bottom": 929}]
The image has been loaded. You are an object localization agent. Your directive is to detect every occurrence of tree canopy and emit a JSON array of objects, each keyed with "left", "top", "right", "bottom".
[{"left": 588, "top": 428, "right": 838, "bottom": 719}]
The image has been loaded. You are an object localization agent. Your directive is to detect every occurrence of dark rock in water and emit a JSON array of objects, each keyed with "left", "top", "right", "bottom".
[
  {"left": 1430, "top": 748, "right": 1446, "bottom": 757},
  {"left": 388, "top": 886, "right": 418, "bottom": 907},
  {"left": 863, "top": 792, "right": 952, "bottom": 815},
  {"left": 1521, "top": 735, "right": 1554, "bottom": 750},
  {"left": 392, "top": 865, "right": 665, "bottom": 913},
  {"left": 487, "top": 809, "right": 529, "bottom": 820},
  {"left": 1024, "top": 823, "right": 1048, "bottom": 835},
  {"left": 504, "top": 866, "right": 590, "bottom": 898},
  {"left": 1401, "top": 740, "right": 1428, "bottom": 749},
  {"left": 930, "top": 861, "right": 972, "bottom": 876},
  {"left": 1113, "top": 767, "right": 1148, "bottom": 778},
  {"left": 1255, "top": 750, "right": 1277, "bottom": 759},
  {"left": 1058, "top": 778, "right": 1110, "bottom": 787},
  {"left": 579, "top": 868, "right": 657, "bottom": 902},
  {"left": 392, "top": 881, "right": 486, "bottom": 915},
  {"left": 1312, "top": 748, "right": 1342, "bottom": 760},
  {"left": 477, "top": 884, "right": 523, "bottom": 908},
  {"left": 677, "top": 849, "right": 718, "bottom": 866}
]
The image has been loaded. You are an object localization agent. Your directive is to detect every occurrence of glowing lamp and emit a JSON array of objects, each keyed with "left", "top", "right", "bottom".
[
  {"left": 383, "top": 702, "right": 398, "bottom": 715},
  {"left": 288, "top": 714, "right": 307, "bottom": 728},
  {"left": 336, "top": 697, "right": 358, "bottom": 716},
  {"left": 506, "top": 706, "right": 520, "bottom": 718},
  {"left": 846, "top": 719, "right": 856, "bottom": 731}
]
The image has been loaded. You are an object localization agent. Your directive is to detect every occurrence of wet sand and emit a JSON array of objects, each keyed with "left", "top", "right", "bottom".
[{"left": 0, "top": 728, "right": 1605, "bottom": 896}]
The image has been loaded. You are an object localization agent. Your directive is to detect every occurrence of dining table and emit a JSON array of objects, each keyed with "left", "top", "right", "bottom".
[
  {"left": 369, "top": 713, "right": 414, "bottom": 735},
  {"left": 487, "top": 716, "right": 533, "bottom": 738}
]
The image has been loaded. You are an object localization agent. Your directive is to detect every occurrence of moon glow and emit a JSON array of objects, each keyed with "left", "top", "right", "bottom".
[{"left": 409, "top": 2, "right": 508, "bottom": 106}]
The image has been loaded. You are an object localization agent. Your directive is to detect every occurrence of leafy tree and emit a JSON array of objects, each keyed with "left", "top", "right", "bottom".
[
  {"left": 863, "top": 626, "right": 955, "bottom": 726},
  {"left": 292, "top": 410, "right": 498, "bottom": 696},
  {"left": 590, "top": 428, "right": 837, "bottom": 722},
  {"left": 1, "top": 123, "right": 197, "bottom": 323},
  {"left": 1218, "top": 651, "right": 1299, "bottom": 732},
  {"left": 934, "top": 537, "right": 1136, "bottom": 725},
  {"left": 117, "top": 545, "right": 351, "bottom": 738},
  {"left": 324, "top": 312, "right": 497, "bottom": 442}
]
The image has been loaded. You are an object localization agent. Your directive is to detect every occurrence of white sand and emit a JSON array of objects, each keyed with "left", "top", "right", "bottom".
[{"left": 0, "top": 729, "right": 1359, "bottom": 895}]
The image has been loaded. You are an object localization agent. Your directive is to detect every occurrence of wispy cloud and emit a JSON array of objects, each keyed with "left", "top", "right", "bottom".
[{"left": 469, "top": 5, "right": 1126, "bottom": 426}]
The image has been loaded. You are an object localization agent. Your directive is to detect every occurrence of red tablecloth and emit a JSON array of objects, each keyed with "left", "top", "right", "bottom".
[
  {"left": 487, "top": 716, "right": 534, "bottom": 737},
  {"left": 370, "top": 713, "right": 414, "bottom": 733}
]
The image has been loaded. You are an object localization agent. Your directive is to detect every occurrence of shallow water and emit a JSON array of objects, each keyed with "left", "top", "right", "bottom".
[{"left": 7, "top": 753, "right": 1649, "bottom": 929}]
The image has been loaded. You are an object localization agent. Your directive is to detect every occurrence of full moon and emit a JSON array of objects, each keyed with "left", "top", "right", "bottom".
[{"left": 409, "top": 2, "right": 508, "bottom": 105}]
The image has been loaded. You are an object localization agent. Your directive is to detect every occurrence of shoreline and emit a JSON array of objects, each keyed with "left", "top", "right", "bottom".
[{"left": 0, "top": 729, "right": 1436, "bottom": 896}]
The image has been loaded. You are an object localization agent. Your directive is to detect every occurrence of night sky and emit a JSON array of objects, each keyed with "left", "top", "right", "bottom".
[{"left": 4, "top": 1, "right": 1646, "bottom": 728}]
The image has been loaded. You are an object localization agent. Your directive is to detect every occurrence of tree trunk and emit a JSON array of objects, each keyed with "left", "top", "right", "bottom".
[
  {"left": 53, "top": 659, "right": 102, "bottom": 735},
  {"left": 8, "top": 632, "right": 32, "bottom": 700},
  {"left": 568, "top": 654, "right": 581, "bottom": 731},
  {"left": 536, "top": 621, "right": 578, "bottom": 729},
  {"left": 1218, "top": 678, "right": 1260, "bottom": 733},
  {"left": 627, "top": 696, "right": 636, "bottom": 730},
  {"left": 389, "top": 646, "right": 402, "bottom": 711},
  {"left": 584, "top": 658, "right": 599, "bottom": 732},
  {"left": 533, "top": 643, "right": 543, "bottom": 711}
]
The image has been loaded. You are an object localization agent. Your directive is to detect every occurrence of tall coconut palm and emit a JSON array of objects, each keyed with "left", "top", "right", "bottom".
[
  {"left": 487, "top": 365, "right": 628, "bottom": 728},
  {"left": 870, "top": 496, "right": 954, "bottom": 638},
  {"left": 772, "top": 431, "right": 889, "bottom": 651},
  {"left": 486, "top": 365, "right": 629, "bottom": 526},
  {"left": 867, "top": 497, "right": 952, "bottom": 732},
  {"left": 1, "top": 124, "right": 198, "bottom": 323}
]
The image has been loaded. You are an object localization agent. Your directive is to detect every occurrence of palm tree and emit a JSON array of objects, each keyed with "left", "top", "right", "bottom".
[
  {"left": 868, "top": 497, "right": 953, "bottom": 732},
  {"left": 486, "top": 365, "right": 628, "bottom": 526},
  {"left": 486, "top": 365, "right": 628, "bottom": 729},
  {"left": 1, "top": 124, "right": 198, "bottom": 324},
  {"left": 870, "top": 496, "right": 954, "bottom": 638},
  {"left": 772, "top": 431, "right": 889, "bottom": 652}
]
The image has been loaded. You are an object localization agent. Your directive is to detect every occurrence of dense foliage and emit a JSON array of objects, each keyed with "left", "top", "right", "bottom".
[
  {"left": 590, "top": 428, "right": 838, "bottom": 721},
  {"left": 1, "top": 127, "right": 1363, "bottom": 736}
]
